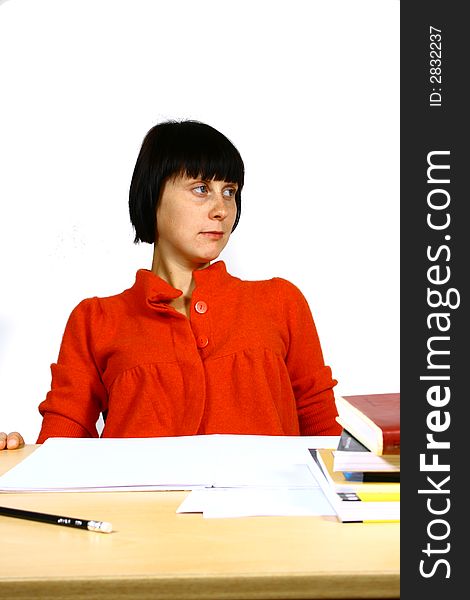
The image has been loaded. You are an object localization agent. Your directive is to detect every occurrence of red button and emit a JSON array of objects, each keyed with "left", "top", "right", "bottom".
[
  {"left": 195, "top": 300, "right": 208, "bottom": 314},
  {"left": 196, "top": 335, "right": 209, "bottom": 349}
]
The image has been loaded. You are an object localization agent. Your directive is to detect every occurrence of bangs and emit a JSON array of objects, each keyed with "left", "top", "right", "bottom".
[{"left": 157, "top": 121, "right": 244, "bottom": 188}]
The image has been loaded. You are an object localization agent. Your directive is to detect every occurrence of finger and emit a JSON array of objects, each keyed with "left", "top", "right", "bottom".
[
  {"left": 7, "top": 432, "right": 24, "bottom": 450},
  {"left": 0, "top": 432, "right": 7, "bottom": 450}
]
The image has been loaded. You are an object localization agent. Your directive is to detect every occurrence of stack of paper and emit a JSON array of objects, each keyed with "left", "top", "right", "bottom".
[{"left": 0, "top": 435, "right": 339, "bottom": 519}]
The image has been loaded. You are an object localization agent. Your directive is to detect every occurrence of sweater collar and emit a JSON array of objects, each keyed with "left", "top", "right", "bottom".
[{"left": 134, "top": 260, "right": 230, "bottom": 305}]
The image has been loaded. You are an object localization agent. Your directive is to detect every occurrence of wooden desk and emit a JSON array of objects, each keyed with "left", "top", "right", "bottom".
[{"left": 0, "top": 445, "right": 399, "bottom": 599}]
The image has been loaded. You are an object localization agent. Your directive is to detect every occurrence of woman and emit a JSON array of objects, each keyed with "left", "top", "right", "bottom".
[{"left": 1, "top": 120, "right": 341, "bottom": 448}]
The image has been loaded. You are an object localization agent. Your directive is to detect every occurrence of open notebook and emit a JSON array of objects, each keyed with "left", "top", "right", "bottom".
[{"left": 0, "top": 434, "right": 339, "bottom": 492}]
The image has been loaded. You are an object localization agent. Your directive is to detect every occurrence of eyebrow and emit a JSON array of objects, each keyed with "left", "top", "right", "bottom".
[{"left": 188, "top": 178, "right": 238, "bottom": 188}]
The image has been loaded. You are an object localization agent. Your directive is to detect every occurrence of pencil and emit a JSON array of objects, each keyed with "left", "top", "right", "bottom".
[{"left": 0, "top": 505, "right": 113, "bottom": 533}]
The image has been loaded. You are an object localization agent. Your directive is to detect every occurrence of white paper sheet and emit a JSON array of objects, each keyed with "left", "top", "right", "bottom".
[
  {"left": 0, "top": 434, "right": 339, "bottom": 493},
  {"left": 176, "top": 486, "right": 337, "bottom": 518}
]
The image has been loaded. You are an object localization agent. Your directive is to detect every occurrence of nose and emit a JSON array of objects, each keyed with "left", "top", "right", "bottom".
[{"left": 209, "top": 192, "right": 229, "bottom": 220}]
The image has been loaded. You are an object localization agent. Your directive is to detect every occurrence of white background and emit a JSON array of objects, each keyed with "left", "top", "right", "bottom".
[{"left": 0, "top": 0, "right": 399, "bottom": 443}]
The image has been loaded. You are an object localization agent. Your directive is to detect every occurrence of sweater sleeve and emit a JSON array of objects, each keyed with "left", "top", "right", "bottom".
[
  {"left": 36, "top": 298, "right": 107, "bottom": 443},
  {"left": 275, "top": 279, "right": 342, "bottom": 436}
]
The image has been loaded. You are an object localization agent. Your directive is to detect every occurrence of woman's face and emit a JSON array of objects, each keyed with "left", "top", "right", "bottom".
[{"left": 155, "top": 173, "right": 238, "bottom": 268}]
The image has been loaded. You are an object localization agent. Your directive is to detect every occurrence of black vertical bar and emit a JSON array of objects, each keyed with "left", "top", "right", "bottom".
[{"left": 401, "top": 1, "right": 466, "bottom": 597}]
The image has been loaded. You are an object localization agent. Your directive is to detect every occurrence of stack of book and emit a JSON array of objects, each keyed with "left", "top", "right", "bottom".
[{"left": 311, "top": 393, "right": 400, "bottom": 523}]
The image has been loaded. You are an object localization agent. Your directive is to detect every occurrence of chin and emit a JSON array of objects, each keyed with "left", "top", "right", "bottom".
[
  {"left": 201, "top": 255, "right": 220, "bottom": 264},
  {"left": 192, "top": 241, "right": 226, "bottom": 265}
]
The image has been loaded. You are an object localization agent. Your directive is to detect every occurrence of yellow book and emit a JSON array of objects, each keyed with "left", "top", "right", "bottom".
[
  {"left": 357, "top": 492, "right": 400, "bottom": 502},
  {"left": 363, "top": 519, "right": 400, "bottom": 524}
]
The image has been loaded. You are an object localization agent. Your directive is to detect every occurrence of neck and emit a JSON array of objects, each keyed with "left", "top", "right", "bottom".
[{"left": 151, "top": 247, "right": 210, "bottom": 315}]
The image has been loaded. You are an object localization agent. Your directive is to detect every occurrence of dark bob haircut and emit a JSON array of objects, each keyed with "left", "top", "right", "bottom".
[{"left": 129, "top": 120, "right": 245, "bottom": 244}]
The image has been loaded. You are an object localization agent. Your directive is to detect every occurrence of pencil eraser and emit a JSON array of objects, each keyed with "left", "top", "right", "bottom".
[
  {"left": 99, "top": 521, "right": 113, "bottom": 533},
  {"left": 87, "top": 520, "right": 113, "bottom": 533}
]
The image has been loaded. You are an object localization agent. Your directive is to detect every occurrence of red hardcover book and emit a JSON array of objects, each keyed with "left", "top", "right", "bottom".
[{"left": 335, "top": 393, "right": 400, "bottom": 455}]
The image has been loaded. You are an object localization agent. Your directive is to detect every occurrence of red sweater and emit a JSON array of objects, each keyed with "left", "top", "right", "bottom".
[{"left": 37, "top": 262, "right": 341, "bottom": 442}]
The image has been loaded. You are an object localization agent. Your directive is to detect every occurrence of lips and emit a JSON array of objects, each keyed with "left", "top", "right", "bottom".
[{"left": 200, "top": 231, "right": 224, "bottom": 237}]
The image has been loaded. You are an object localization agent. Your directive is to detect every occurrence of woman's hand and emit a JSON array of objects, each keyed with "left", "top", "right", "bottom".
[{"left": 0, "top": 432, "right": 25, "bottom": 450}]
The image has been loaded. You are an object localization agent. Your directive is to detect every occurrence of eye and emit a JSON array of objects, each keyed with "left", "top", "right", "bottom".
[
  {"left": 223, "top": 187, "right": 237, "bottom": 198},
  {"left": 193, "top": 184, "right": 208, "bottom": 195}
]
